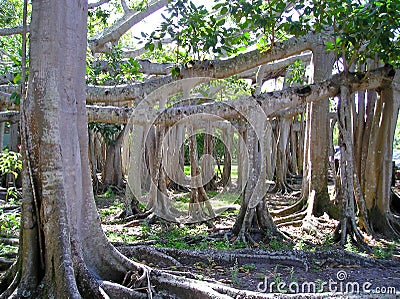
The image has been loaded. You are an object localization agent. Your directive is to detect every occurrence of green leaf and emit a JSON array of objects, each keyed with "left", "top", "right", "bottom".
[
  {"left": 325, "top": 41, "right": 335, "bottom": 51},
  {"left": 220, "top": 6, "right": 228, "bottom": 15}
]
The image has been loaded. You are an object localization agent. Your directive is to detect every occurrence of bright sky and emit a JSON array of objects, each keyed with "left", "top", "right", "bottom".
[{"left": 130, "top": 0, "right": 216, "bottom": 39}]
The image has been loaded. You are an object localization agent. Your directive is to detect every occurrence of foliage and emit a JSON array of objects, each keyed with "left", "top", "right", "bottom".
[
  {"left": 88, "top": 122, "right": 124, "bottom": 146},
  {"left": 292, "top": 0, "right": 400, "bottom": 70},
  {"left": 231, "top": 258, "right": 240, "bottom": 285},
  {"left": 0, "top": 242, "right": 18, "bottom": 257},
  {"left": 142, "top": 0, "right": 294, "bottom": 62},
  {"left": 88, "top": 6, "right": 111, "bottom": 35},
  {"left": 344, "top": 235, "right": 360, "bottom": 253},
  {"left": 286, "top": 60, "right": 307, "bottom": 86},
  {"left": 86, "top": 44, "right": 142, "bottom": 85},
  {"left": 0, "top": 149, "right": 22, "bottom": 179},
  {"left": 394, "top": 116, "right": 400, "bottom": 149},
  {"left": 0, "top": 149, "right": 22, "bottom": 200},
  {"left": 104, "top": 187, "right": 116, "bottom": 199},
  {"left": 182, "top": 132, "right": 227, "bottom": 166},
  {"left": 0, "top": 208, "right": 20, "bottom": 238},
  {"left": 371, "top": 241, "right": 395, "bottom": 259}
]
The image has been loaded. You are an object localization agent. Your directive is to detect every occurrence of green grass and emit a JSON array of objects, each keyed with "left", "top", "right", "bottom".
[
  {"left": 0, "top": 243, "right": 18, "bottom": 258},
  {"left": 98, "top": 200, "right": 124, "bottom": 221},
  {"left": 0, "top": 209, "right": 20, "bottom": 238}
]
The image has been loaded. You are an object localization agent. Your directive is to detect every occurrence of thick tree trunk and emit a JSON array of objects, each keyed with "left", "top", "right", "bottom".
[
  {"left": 102, "top": 126, "right": 127, "bottom": 188},
  {"left": 334, "top": 85, "right": 370, "bottom": 249},
  {"left": 301, "top": 47, "right": 335, "bottom": 216},
  {"left": 202, "top": 132, "right": 217, "bottom": 191},
  {"left": 361, "top": 73, "right": 400, "bottom": 236},
  {"left": 232, "top": 110, "right": 280, "bottom": 243},
  {"left": 2, "top": 2, "right": 147, "bottom": 297}
]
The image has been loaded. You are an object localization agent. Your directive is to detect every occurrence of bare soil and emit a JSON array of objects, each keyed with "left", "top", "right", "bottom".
[
  {"left": 1, "top": 185, "right": 400, "bottom": 298},
  {"left": 98, "top": 187, "right": 400, "bottom": 298}
]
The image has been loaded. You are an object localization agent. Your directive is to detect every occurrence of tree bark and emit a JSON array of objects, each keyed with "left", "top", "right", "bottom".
[
  {"left": 232, "top": 110, "right": 280, "bottom": 243},
  {"left": 334, "top": 85, "right": 370, "bottom": 249},
  {"left": 3, "top": 1, "right": 147, "bottom": 297},
  {"left": 301, "top": 46, "right": 335, "bottom": 216}
]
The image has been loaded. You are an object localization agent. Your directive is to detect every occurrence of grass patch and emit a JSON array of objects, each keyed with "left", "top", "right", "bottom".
[
  {"left": 0, "top": 243, "right": 18, "bottom": 257},
  {"left": 98, "top": 199, "right": 123, "bottom": 222},
  {"left": 0, "top": 209, "right": 20, "bottom": 238}
]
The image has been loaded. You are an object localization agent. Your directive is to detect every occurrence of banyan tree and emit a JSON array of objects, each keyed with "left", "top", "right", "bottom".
[{"left": 0, "top": 0, "right": 399, "bottom": 297}]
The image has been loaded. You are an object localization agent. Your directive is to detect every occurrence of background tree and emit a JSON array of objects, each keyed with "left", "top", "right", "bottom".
[{"left": 0, "top": 0, "right": 399, "bottom": 297}]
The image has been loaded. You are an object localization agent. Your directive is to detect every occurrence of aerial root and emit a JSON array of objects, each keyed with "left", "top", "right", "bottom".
[
  {"left": 0, "top": 258, "right": 14, "bottom": 272},
  {"left": 387, "top": 214, "right": 400, "bottom": 238},
  {"left": 0, "top": 238, "right": 19, "bottom": 246},
  {"left": 269, "top": 182, "right": 296, "bottom": 195}
]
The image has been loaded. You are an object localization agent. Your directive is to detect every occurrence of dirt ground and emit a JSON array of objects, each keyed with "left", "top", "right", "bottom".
[
  {"left": 1, "top": 184, "right": 400, "bottom": 298},
  {"left": 98, "top": 186, "right": 400, "bottom": 298}
]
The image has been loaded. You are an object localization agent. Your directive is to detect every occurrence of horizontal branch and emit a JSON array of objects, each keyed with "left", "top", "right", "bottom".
[
  {"left": 85, "top": 34, "right": 326, "bottom": 103},
  {"left": 6, "top": 67, "right": 395, "bottom": 126},
  {"left": 93, "top": 59, "right": 174, "bottom": 75},
  {"left": 0, "top": 111, "right": 19, "bottom": 123},
  {"left": 86, "top": 75, "right": 174, "bottom": 103},
  {"left": 87, "top": 66, "right": 395, "bottom": 125},
  {"left": 122, "top": 38, "right": 174, "bottom": 58},
  {"left": 88, "top": 0, "right": 111, "bottom": 9},
  {"left": 178, "top": 32, "right": 328, "bottom": 80},
  {"left": 0, "top": 25, "right": 29, "bottom": 36},
  {"left": 237, "top": 52, "right": 312, "bottom": 82}
]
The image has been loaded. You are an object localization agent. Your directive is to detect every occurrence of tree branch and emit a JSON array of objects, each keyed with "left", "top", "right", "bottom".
[
  {"left": 178, "top": 32, "right": 329, "bottom": 79},
  {"left": 86, "top": 66, "right": 395, "bottom": 124},
  {"left": 88, "top": 0, "right": 112, "bottom": 9},
  {"left": 0, "top": 26, "right": 30, "bottom": 36},
  {"left": 122, "top": 38, "right": 174, "bottom": 58},
  {"left": 88, "top": 0, "right": 168, "bottom": 53}
]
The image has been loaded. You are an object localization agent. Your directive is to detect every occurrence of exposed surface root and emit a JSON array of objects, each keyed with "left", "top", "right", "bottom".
[
  {"left": 0, "top": 260, "right": 20, "bottom": 299},
  {"left": 0, "top": 258, "right": 14, "bottom": 271},
  {"left": 270, "top": 197, "right": 306, "bottom": 218},
  {"left": 274, "top": 210, "right": 307, "bottom": 225},
  {"left": 117, "top": 245, "right": 182, "bottom": 268},
  {"left": 144, "top": 247, "right": 310, "bottom": 271},
  {"left": 101, "top": 281, "right": 147, "bottom": 299}
]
